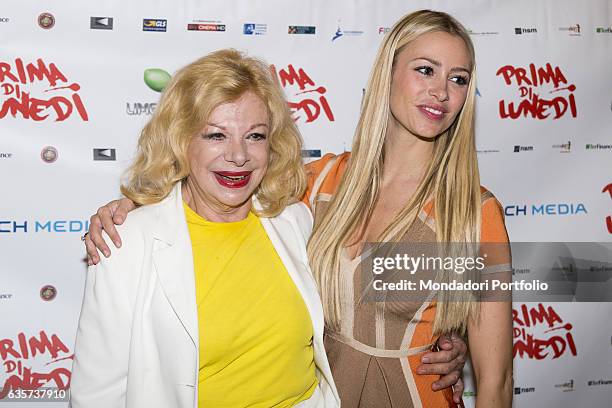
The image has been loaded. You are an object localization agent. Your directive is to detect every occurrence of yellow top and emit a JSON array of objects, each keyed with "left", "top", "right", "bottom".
[{"left": 183, "top": 202, "right": 318, "bottom": 408}]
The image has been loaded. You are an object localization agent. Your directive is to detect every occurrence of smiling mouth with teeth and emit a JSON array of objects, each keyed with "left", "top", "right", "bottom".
[
  {"left": 220, "top": 174, "right": 246, "bottom": 181},
  {"left": 213, "top": 171, "right": 252, "bottom": 188},
  {"left": 424, "top": 107, "right": 442, "bottom": 115}
]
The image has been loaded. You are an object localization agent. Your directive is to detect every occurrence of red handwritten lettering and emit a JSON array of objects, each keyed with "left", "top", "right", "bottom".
[
  {"left": 497, "top": 63, "right": 576, "bottom": 120},
  {"left": 603, "top": 183, "right": 612, "bottom": 234},
  {"left": 0, "top": 331, "right": 69, "bottom": 361},
  {"left": 270, "top": 64, "right": 335, "bottom": 124},
  {"left": 513, "top": 304, "right": 576, "bottom": 360},
  {"left": 0, "top": 331, "right": 72, "bottom": 400},
  {"left": 513, "top": 332, "right": 577, "bottom": 359},
  {"left": 0, "top": 58, "right": 88, "bottom": 122}
]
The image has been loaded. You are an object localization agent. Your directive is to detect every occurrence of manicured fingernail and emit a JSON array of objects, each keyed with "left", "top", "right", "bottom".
[
  {"left": 422, "top": 356, "right": 430, "bottom": 363},
  {"left": 432, "top": 382, "right": 439, "bottom": 390},
  {"left": 103, "top": 251, "right": 110, "bottom": 257},
  {"left": 114, "top": 241, "right": 121, "bottom": 248},
  {"left": 417, "top": 367, "right": 425, "bottom": 374}
]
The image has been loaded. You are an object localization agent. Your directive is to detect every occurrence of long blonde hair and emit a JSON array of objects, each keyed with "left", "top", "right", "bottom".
[
  {"left": 121, "top": 49, "right": 306, "bottom": 217},
  {"left": 307, "top": 10, "right": 481, "bottom": 335}
]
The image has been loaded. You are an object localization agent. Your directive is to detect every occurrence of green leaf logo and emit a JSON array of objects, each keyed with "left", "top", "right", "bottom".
[{"left": 144, "top": 68, "right": 171, "bottom": 92}]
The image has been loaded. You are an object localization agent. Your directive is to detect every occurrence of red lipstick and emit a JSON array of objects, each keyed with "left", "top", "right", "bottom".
[{"left": 213, "top": 171, "right": 252, "bottom": 188}]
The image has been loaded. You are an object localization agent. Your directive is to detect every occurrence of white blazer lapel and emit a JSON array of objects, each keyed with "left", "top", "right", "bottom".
[{"left": 151, "top": 184, "right": 199, "bottom": 348}]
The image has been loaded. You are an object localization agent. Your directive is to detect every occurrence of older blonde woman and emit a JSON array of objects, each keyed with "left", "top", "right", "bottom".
[{"left": 70, "top": 50, "right": 339, "bottom": 408}]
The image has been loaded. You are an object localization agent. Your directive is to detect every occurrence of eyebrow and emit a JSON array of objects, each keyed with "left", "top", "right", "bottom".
[
  {"left": 207, "top": 122, "right": 269, "bottom": 131},
  {"left": 411, "top": 57, "right": 471, "bottom": 74}
]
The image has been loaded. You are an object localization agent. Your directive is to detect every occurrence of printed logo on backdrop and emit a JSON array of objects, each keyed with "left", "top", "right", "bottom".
[
  {"left": 504, "top": 202, "right": 587, "bottom": 217},
  {"left": 378, "top": 27, "right": 390, "bottom": 34},
  {"left": 514, "top": 27, "right": 537, "bottom": 34},
  {"left": 40, "top": 146, "right": 58, "bottom": 163},
  {"left": 468, "top": 28, "right": 499, "bottom": 36},
  {"left": 0, "top": 219, "right": 89, "bottom": 233},
  {"left": 586, "top": 143, "right": 612, "bottom": 151},
  {"left": 331, "top": 21, "right": 363, "bottom": 42},
  {"left": 93, "top": 148, "right": 116, "bottom": 161},
  {"left": 513, "top": 303, "right": 577, "bottom": 360},
  {"left": 596, "top": 27, "right": 612, "bottom": 33},
  {"left": 558, "top": 24, "right": 580, "bottom": 36},
  {"left": 0, "top": 18, "right": 9, "bottom": 24},
  {"left": 0, "top": 152, "right": 13, "bottom": 159},
  {"left": 513, "top": 145, "right": 533, "bottom": 152},
  {"left": 301, "top": 150, "right": 321, "bottom": 158},
  {"left": 514, "top": 386, "right": 535, "bottom": 395},
  {"left": 552, "top": 141, "right": 571, "bottom": 153},
  {"left": 554, "top": 379, "right": 574, "bottom": 392},
  {"left": 288, "top": 25, "right": 315, "bottom": 34},
  {"left": 90, "top": 17, "right": 113, "bottom": 30},
  {"left": 0, "top": 58, "right": 89, "bottom": 122},
  {"left": 476, "top": 149, "right": 500, "bottom": 154},
  {"left": 0, "top": 294, "right": 12, "bottom": 300},
  {"left": 243, "top": 23, "right": 267, "bottom": 35},
  {"left": 270, "top": 64, "right": 335, "bottom": 124},
  {"left": 497, "top": 63, "right": 577, "bottom": 120},
  {"left": 0, "top": 331, "right": 72, "bottom": 399},
  {"left": 126, "top": 68, "right": 171, "bottom": 116},
  {"left": 603, "top": 183, "right": 612, "bottom": 234},
  {"left": 143, "top": 68, "right": 170, "bottom": 92},
  {"left": 38, "top": 13, "right": 54, "bottom": 29},
  {"left": 188, "top": 20, "right": 225, "bottom": 32},
  {"left": 40, "top": 285, "right": 57, "bottom": 302},
  {"left": 143, "top": 19, "right": 166, "bottom": 32},
  {"left": 587, "top": 379, "right": 612, "bottom": 387}
]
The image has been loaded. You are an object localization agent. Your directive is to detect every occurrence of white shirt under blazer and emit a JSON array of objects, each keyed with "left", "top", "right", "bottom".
[{"left": 70, "top": 183, "right": 340, "bottom": 408}]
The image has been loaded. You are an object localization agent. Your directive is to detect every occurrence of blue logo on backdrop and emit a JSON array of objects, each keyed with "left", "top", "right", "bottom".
[
  {"left": 301, "top": 149, "right": 322, "bottom": 158},
  {"left": 0, "top": 220, "right": 90, "bottom": 233},
  {"left": 331, "top": 22, "right": 363, "bottom": 41},
  {"left": 504, "top": 203, "right": 587, "bottom": 217},
  {"left": 143, "top": 19, "right": 167, "bottom": 32},
  {"left": 243, "top": 23, "right": 267, "bottom": 35}
]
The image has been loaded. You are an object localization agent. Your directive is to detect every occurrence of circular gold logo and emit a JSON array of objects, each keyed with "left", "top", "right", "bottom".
[
  {"left": 40, "top": 285, "right": 57, "bottom": 301},
  {"left": 41, "top": 146, "right": 58, "bottom": 163},
  {"left": 38, "top": 13, "right": 55, "bottom": 29}
]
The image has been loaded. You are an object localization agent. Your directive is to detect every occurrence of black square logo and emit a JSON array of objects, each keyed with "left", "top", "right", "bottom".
[
  {"left": 91, "top": 17, "right": 113, "bottom": 30},
  {"left": 93, "top": 148, "right": 116, "bottom": 161}
]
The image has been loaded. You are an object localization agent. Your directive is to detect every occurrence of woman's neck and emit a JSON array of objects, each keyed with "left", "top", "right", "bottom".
[{"left": 382, "top": 120, "right": 434, "bottom": 184}]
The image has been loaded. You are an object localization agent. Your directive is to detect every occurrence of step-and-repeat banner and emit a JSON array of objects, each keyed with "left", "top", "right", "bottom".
[{"left": 1, "top": 0, "right": 611, "bottom": 406}]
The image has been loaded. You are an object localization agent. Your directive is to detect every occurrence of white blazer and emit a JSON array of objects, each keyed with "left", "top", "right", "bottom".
[{"left": 70, "top": 183, "right": 340, "bottom": 408}]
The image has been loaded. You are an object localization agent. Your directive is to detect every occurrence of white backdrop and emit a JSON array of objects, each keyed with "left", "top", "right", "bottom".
[{"left": 1, "top": 0, "right": 611, "bottom": 406}]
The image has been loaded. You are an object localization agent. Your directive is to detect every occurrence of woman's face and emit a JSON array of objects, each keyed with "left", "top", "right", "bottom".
[
  {"left": 389, "top": 31, "right": 472, "bottom": 139},
  {"left": 186, "top": 91, "right": 270, "bottom": 215}
]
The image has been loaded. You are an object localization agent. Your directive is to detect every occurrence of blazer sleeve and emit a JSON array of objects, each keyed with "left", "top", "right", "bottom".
[{"left": 70, "top": 229, "right": 143, "bottom": 408}]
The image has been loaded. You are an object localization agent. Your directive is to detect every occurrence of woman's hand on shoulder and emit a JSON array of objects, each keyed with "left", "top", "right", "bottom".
[{"left": 85, "top": 198, "right": 136, "bottom": 265}]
